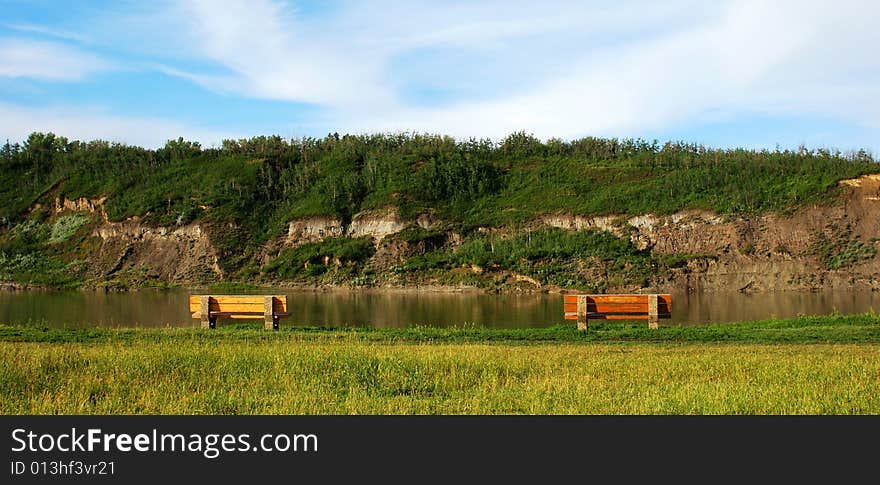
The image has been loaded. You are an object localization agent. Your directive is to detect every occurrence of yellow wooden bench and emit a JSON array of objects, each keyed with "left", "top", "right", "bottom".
[
  {"left": 564, "top": 294, "right": 672, "bottom": 330},
  {"left": 189, "top": 295, "right": 290, "bottom": 330}
]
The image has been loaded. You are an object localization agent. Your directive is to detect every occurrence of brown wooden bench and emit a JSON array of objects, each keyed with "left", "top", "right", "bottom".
[
  {"left": 564, "top": 294, "right": 672, "bottom": 330},
  {"left": 189, "top": 295, "right": 290, "bottom": 330}
]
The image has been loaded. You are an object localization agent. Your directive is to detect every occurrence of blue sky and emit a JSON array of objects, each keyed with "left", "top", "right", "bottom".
[{"left": 1, "top": 0, "right": 878, "bottom": 152}]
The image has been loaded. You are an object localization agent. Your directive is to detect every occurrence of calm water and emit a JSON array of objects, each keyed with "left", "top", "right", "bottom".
[{"left": 1, "top": 288, "right": 878, "bottom": 329}]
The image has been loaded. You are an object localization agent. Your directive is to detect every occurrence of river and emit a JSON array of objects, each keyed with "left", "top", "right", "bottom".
[{"left": 1, "top": 288, "right": 878, "bottom": 328}]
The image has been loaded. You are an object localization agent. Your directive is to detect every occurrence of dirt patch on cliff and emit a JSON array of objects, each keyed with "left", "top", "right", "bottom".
[
  {"left": 89, "top": 219, "right": 222, "bottom": 285},
  {"left": 537, "top": 174, "right": 880, "bottom": 292},
  {"left": 54, "top": 196, "right": 109, "bottom": 221},
  {"left": 286, "top": 216, "right": 344, "bottom": 245}
]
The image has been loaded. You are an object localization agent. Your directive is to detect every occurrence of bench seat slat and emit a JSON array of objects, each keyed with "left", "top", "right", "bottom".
[
  {"left": 189, "top": 295, "right": 284, "bottom": 303},
  {"left": 564, "top": 313, "right": 672, "bottom": 321},
  {"left": 203, "top": 303, "right": 280, "bottom": 312},
  {"left": 563, "top": 294, "right": 672, "bottom": 305},
  {"left": 211, "top": 311, "right": 292, "bottom": 317},
  {"left": 564, "top": 312, "right": 673, "bottom": 316},
  {"left": 191, "top": 311, "right": 291, "bottom": 319}
]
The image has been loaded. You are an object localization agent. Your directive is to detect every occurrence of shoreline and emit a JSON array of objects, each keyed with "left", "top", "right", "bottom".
[
  {"left": 5, "top": 278, "right": 879, "bottom": 294},
  {"left": 3, "top": 313, "right": 879, "bottom": 344}
]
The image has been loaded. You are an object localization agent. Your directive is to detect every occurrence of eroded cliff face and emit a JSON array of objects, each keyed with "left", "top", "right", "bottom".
[
  {"left": 348, "top": 209, "right": 409, "bottom": 240},
  {"left": 32, "top": 175, "right": 878, "bottom": 291},
  {"left": 284, "top": 208, "right": 412, "bottom": 246},
  {"left": 266, "top": 176, "right": 880, "bottom": 291},
  {"left": 286, "top": 217, "right": 344, "bottom": 244},
  {"left": 538, "top": 174, "right": 880, "bottom": 291},
  {"left": 661, "top": 176, "right": 877, "bottom": 291},
  {"left": 35, "top": 196, "right": 220, "bottom": 286},
  {"left": 539, "top": 214, "right": 624, "bottom": 235},
  {"left": 90, "top": 218, "right": 222, "bottom": 284},
  {"left": 54, "top": 196, "right": 109, "bottom": 220}
]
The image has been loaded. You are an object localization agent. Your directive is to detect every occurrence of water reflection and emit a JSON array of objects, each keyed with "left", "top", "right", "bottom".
[{"left": 0, "top": 288, "right": 877, "bottom": 329}]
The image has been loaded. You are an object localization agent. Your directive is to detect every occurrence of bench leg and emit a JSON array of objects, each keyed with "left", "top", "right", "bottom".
[
  {"left": 648, "top": 294, "right": 659, "bottom": 329},
  {"left": 200, "top": 296, "right": 214, "bottom": 329},
  {"left": 577, "top": 295, "right": 588, "bottom": 331},
  {"left": 264, "top": 297, "right": 277, "bottom": 330}
]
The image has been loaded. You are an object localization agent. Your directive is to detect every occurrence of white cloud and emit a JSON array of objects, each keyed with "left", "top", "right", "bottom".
[
  {"left": 3, "top": 0, "right": 878, "bottom": 148},
  {"left": 329, "top": 0, "right": 880, "bottom": 140},
  {"left": 0, "top": 103, "right": 232, "bottom": 148},
  {"left": 168, "top": 0, "right": 393, "bottom": 107},
  {"left": 166, "top": 0, "right": 713, "bottom": 109},
  {"left": 156, "top": 0, "right": 879, "bottom": 141},
  {"left": 0, "top": 38, "right": 111, "bottom": 81},
  {"left": 4, "top": 23, "right": 88, "bottom": 43}
]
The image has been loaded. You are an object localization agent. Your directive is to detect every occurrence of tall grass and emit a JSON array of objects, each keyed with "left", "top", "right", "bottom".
[
  {"left": 2, "top": 341, "right": 877, "bottom": 414},
  {"left": 2, "top": 316, "right": 878, "bottom": 414}
]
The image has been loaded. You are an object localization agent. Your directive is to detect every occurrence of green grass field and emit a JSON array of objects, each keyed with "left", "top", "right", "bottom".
[{"left": 1, "top": 314, "right": 879, "bottom": 414}]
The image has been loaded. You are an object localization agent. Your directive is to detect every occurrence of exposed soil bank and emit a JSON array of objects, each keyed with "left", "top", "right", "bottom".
[
  {"left": 264, "top": 174, "right": 880, "bottom": 293},
  {"left": 6, "top": 175, "right": 880, "bottom": 293}
]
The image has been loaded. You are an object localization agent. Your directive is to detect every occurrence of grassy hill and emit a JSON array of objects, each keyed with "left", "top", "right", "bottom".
[{"left": 1, "top": 131, "right": 877, "bottom": 289}]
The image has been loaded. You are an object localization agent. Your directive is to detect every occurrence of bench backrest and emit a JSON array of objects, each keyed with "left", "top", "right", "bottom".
[
  {"left": 189, "top": 295, "right": 288, "bottom": 319},
  {"left": 563, "top": 294, "right": 672, "bottom": 320}
]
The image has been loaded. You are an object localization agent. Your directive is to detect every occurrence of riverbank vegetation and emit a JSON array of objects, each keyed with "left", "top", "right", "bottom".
[
  {"left": 2, "top": 313, "right": 879, "bottom": 345},
  {"left": 1, "top": 314, "right": 878, "bottom": 414},
  {"left": 1, "top": 131, "right": 877, "bottom": 289}
]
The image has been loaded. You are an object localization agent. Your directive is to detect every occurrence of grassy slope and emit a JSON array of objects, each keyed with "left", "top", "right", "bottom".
[
  {"left": 1, "top": 133, "right": 878, "bottom": 289},
  {"left": 1, "top": 315, "right": 879, "bottom": 414}
]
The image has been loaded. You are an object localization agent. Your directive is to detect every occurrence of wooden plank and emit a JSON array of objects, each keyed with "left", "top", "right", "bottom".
[
  {"left": 565, "top": 294, "right": 654, "bottom": 304},
  {"left": 189, "top": 295, "right": 262, "bottom": 306},
  {"left": 192, "top": 312, "right": 291, "bottom": 319},
  {"left": 565, "top": 302, "right": 669, "bottom": 313},
  {"left": 273, "top": 296, "right": 287, "bottom": 313},
  {"left": 189, "top": 295, "right": 286, "bottom": 303},
  {"left": 594, "top": 303, "right": 670, "bottom": 313},
  {"left": 210, "top": 303, "right": 270, "bottom": 311},
  {"left": 564, "top": 304, "right": 671, "bottom": 314},
  {"left": 210, "top": 302, "right": 266, "bottom": 309},
  {"left": 566, "top": 314, "right": 658, "bottom": 320},
  {"left": 190, "top": 302, "right": 288, "bottom": 313},
  {"left": 189, "top": 295, "right": 265, "bottom": 303},
  {"left": 563, "top": 294, "right": 672, "bottom": 304},
  {"left": 592, "top": 315, "right": 651, "bottom": 320},
  {"left": 565, "top": 312, "right": 671, "bottom": 320}
]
